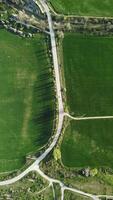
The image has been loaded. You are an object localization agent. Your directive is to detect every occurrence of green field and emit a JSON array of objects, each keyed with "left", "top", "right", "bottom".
[
  {"left": 61, "top": 120, "right": 113, "bottom": 168},
  {"left": 50, "top": 0, "right": 113, "bottom": 16},
  {"left": 61, "top": 33, "right": 113, "bottom": 168},
  {"left": 63, "top": 34, "right": 113, "bottom": 117},
  {"left": 0, "top": 29, "right": 55, "bottom": 172}
]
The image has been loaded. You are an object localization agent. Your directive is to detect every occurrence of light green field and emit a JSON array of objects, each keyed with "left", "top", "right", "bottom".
[
  {"left": 61, "top": 33, "right": 113, "bottom": 168},
  {"left": 63, "top": 34, "right": 113, "bottom": 117},
  {"left": 61, "top": 120, "right": 113, "bottom": 168},
  {"left": 0, "top": 29, "right": 55, "bottom": 172},
  {"left": 50, "top": 0, "right": 113, "bottom": 16}
]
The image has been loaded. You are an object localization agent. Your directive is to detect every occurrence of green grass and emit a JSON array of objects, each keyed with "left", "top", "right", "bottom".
[
  {"left": 61, "top": 120, "right": 113, "bottom": 168},
  {"left": 61, "top": 33, "right": 113, "bottom": 168},
  {"left": 0, "top": 29, "right": 55, "bottom": 172},
  {"left": 63, "top": 34, "right": 113, "bottom": 117},
  {"left": 50, "top": 0, "right": 113, "bottom": 16}
]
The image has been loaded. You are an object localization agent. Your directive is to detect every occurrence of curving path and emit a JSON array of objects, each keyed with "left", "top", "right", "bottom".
[{"left": 0, "top": 1, "right": 113, "bottom": 200}]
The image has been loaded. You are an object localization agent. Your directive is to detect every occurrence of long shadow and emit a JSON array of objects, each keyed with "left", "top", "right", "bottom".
[{"left": 30, "top": 64, "right": 56, "bottom": 147}]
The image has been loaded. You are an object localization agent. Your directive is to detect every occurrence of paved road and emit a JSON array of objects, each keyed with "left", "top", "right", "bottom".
[
  {"left": 0, "top": 2, "right": 113, "bottom": 200},
  {"left": 65, "top": 113, "right": 113, "bottom": 120}
]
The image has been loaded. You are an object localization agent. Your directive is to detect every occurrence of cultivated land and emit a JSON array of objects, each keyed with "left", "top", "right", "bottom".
[
  {"left": 61, "top": 120, "right": 113, "bottom": 168},
  {"left": 0, "top": 29, "right": 55, "bottom": 172},
  {"left": 63, "top": 34, "right": 113, "bottom": 117},
  {"left": 61, "top": 33, "right": 113, "bottom": 168},
  {"left": 49, "top": 0, "right": 113, "bottom": 16}
]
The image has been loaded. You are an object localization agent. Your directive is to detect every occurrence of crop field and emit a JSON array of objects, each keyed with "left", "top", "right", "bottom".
[
  {"left": 0, "top": 29, "right": 55, "bottom": 172},
  {"left": 63, "top": 34, "right": 113, "bottom": 117},
  {"left": 61, "top": 120, "right": 113, "bottom": 168},
  {"left": 50, "top": 0, "right": 113, "bottom": 16},
  {"left": 61, "top": 33, "right": 113, "bottom": 168}
]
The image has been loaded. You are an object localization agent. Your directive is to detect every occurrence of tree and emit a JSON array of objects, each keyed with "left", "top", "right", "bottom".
[
  {"left": 90, "top": 168, "right": 98, "bottom": 177},
  {"left": 53, "top": 148, "right": 61, "bottom": 161}
]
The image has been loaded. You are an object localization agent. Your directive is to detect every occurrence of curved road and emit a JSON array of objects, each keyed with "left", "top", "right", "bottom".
[{"left": 0, "top": 2, "right": 113, "bottom": 200}]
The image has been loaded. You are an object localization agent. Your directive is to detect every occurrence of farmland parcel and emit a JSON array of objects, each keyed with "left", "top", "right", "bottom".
[
  {"left": 0, "top": 29, "right": 55, "bottom": 172},
  {"left": 61, "top": 120, "right": 113, "bottom": 167},
  {"left": 63, "top": 34, "right": 113, "bottom": 117},
  {"left": 61, "top": 33, "right": 113, "bottom": 167}
]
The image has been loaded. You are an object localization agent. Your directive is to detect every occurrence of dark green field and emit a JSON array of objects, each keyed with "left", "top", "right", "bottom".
[
  {"left": 61, "top": 33, "right": 113, "bottom": 168},
  {"left": 50, "top": 0, "right": 113, "bottom": 16},
  {"left": 63, "top": 34, "right": 113, "bottom": 117},
  {"left": 0, "top": 29, "right": 55, "bottom": 172},
  {"left": 61, "top": 120, "right": 113, "bottom": 168}
]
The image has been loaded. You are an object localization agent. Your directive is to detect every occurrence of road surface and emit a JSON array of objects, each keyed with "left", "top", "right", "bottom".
[{"left": 65, "top": 113, "right": 113, "bottom": 120}]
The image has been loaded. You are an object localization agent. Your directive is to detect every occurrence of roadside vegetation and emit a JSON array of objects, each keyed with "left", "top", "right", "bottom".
[
  {"left": 0, "top": 2, "right": 16, "bottom": 21},
  {"left": 49, "top": 0, "right": 113, "bottom": 17},
  {"left": 53, "top": 183, "right": 61, "bottom": 200},
  {"left": 0, "top": 29, "right": 55, "bottom": 172},
  {"left": 0, "top": 171, "right": 53, "bottom": 199},
  {"left": 41, "top": 154, "right": 113, "bottom": 195}
]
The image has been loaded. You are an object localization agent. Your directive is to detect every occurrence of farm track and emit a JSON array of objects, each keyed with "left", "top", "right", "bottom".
[{"left": 65, "top": 113, "right": 113, "bottom": 120}]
